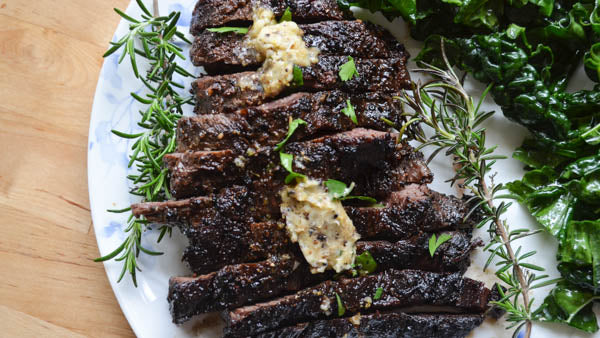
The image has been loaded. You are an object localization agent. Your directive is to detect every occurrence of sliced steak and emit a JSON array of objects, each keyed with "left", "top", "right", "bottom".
[
  {"left": 177, "top": 91, "right": 402, "bottom": 153},
  {"left": 166, "top": 129, "right": 432, "bottom": 199},
  {"left": 132, "top": 185, "right": 264, "bottom": 225},
  {"left": 347, "top": 184, "right": 474, "bottom": 239},
  {"left": 257, "top": 312, "right": 485, "bottom": 338},
  {"left": 132, "top": 184, "right": 472, "bottom": 235},
  {"left": 169, "top": 232, "right": 479, "bottom": 323},
  {"left": 182, "top": 222, "right": 477, "bottom": 274},
  {"left": 190, "top": 0, "right": 350, "bottom": 35},
  {"left": 223, "top": 269, "right": 495, "bottom": 337},
  {"left": 193, "top": 56, "right": 410, "bottom": 114},
  {"left": 192, "top": 20, "right": 407, "bottom": 73}
]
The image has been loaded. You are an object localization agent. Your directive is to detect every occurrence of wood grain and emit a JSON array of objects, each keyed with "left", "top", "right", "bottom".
[{"left": 0, "top": 1, "right": 135, "bottom": 336}]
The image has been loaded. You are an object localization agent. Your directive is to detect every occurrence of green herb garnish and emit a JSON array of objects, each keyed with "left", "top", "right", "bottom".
[
  {"left": 280, "top": 152, "right": 306, "bottom": 184},
  {"left": 338, "top": 56, "right": 359, "bottom": 81},
  {"left": 292, "top": 65, "right": 304, "bottom": 86},
  {"left": 335, "top": 292, "right": 346, "bottom": 316},
  {"left": 355, "top": 250, "right": 377, "bottom": 275},
  {"left": 374, "top": 287, "right": 383, "bottom": 300},
  {"left": 274, "top": 118, "right": 307, "bottom": 151},
  {"left": 279, "top": 7, "right": 292, "bottom": 22},
  {"left": 401, "top": 49, "right": 561, "bottom": 337},
  {"left": 325, "top": 179, "right": 377, "bottom": 203},
  {"left": 95, "top": 0, "right": 193, "bottom": 287},
  {"left": 341, "top": 100, "right": 358, "bottom": 125},
  {"left": 206, "top": 26, "right": 249, "bottom": 34},
  {"left": 428, "top": 234, "right": 453, "bottom": 257}
]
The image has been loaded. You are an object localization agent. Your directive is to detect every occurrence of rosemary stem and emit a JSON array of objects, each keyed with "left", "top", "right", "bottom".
[
  {"left": 153, "top": 0, "right": 159, "bottom": 18},
  {"left": 480, "top": 173, "right": 533, "bottom": 338}
]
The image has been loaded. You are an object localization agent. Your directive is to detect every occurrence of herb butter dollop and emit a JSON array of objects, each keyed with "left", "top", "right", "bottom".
[
  {"left": 239, "top": 7, "right": 319, "bottom": 96},
  {"left": 280, "top": 179, "right": 360, "bottom": 273}
]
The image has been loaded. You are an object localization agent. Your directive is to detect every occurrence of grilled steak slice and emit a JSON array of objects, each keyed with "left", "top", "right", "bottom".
[
  {"left": 257, "top": 312, "right": 485, "bottom": 338},
  {"left": 169, "top": 233, "right": 479, "bottom": 323},
  {"left": 177, "top": 91, "right": 402, "bottom": 153},
  {"left": 166, "top": 129, "right": 432, "bottom": 199},
  {"left": 190, "top": 0, "right": 350, "bottom": 36},
  {"left": 193, "top": 56, "right": 410, "bottom": 114},
  {"left": 182, "top": 223, "right": 477, "bottom": 274},
  {"left": 223, "top": 269, "right": 494, "bottom": 337},
  {"left": 169, "top": 255, "right": 326, "bottom": 323},
  {"left": 348, "top": 184, "right": 474, "bottom": 239},
  {"left": 192, "top": 20, "right": 407, "bottom": 73},
  {"left": 132, "top": 185, "right": 472, "bottom": 235}
]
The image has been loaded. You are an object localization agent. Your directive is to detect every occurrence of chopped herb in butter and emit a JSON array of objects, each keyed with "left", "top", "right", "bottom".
[
  {"left": 280, "top": 179, "right": 360, "bottom": 273},
  {"left": 239, "top": 7, "right": 319, "bottom": 96}
]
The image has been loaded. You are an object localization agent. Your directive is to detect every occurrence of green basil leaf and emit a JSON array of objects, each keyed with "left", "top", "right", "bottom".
[
  {"left": 341, "top": 99, "right": 358, "bottom": 125},
  {"left": 325, "top": 179, "right": 354, "bottom": 199},
  {"left": 279, "top": 7, "right": 292, "bottom": 22},
  {"left": 292, "top": 65, "right": 304, "bottom": 86},
  {"left": 335, "top": 292, "right": 345, "bottom": 316},
  {"left": 428, "top": 233, "right": 453, "bottom": 257},
  {"left": 206, "top": 27, "right": 249, "bottom": 34},
  {"left": 339, "top": 56, "right": 359, "bottom": 81},
  {"left": 355, "top": 250, "right": 377, "bottom": 275},
  {"left": 274, "top": 118, "right": 307, "bottom": 151},
  {"left": 374, "top": 287, "right": 383, "bottom": 300},
  {"left": 280, "top": 152, "right": 306, "bottom": 184}
]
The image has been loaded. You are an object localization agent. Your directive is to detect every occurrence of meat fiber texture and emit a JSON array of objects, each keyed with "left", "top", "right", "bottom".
[
  {"left": 222, "top": 269, "right": 495, "bottom": 337},
  {"left": 191, "top": 20, "right": 408, "bottom": 73},
  {"left": 190, "top": 0, "right": 351, "bottom": 35},
  {"left": 164, "top": 129, "right": 432, "bottom": 199},
  {"left": 192, "top": 56, "right": 410, "bottom": 114},
  {"left": 168, "top": 232, "right": 479, "bottom": 322}
]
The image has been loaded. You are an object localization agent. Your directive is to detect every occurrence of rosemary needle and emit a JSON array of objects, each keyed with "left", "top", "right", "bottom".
[
  {"left": 400, "top": 41, "right": 559, "bottom": 338},
  {"left": 95, "top": 0, "right": 192, "bottom": 286}
]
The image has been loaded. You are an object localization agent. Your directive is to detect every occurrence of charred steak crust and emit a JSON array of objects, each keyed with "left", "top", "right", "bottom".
[
  {"left": 181, "top": 220, "right": 478, "bottom": 275},
  {"left": 222, "top": 269, "right": 494, "bottom": 337},
  {"left": 169, "top": 233, "right": 480, "bottom": 322},
  {"left": 131, "top": 184, "right": 473, "bottom": 236},
  {"left": 256, "top": 312, "right": 486, "bottom": 338},
  {"left": 191, "top": 20, "right": 408, "bottom": 72},
  {"left": 190, "top": 0, "right": 350, "bottom": 35},
  {"left": 165, "top": 129, "right": 432, "bottom": 199},
  {"left": 192, "top": 56, "right": 410, "bottom": 115},
  {"left": 176, "top": 91, "right": 403, "bottom": 153}
]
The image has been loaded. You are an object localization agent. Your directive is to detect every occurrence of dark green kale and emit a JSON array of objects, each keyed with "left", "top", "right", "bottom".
[{"left": 340, "top": 0, "right": 600, "bottom": 332}]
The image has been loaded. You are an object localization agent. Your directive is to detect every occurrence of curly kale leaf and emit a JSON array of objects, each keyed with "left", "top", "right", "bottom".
[{"left": 536, "top": 281, "right": 599, "bottom": 332}]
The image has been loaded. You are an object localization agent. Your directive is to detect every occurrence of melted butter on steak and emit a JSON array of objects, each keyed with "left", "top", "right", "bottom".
[
  {"left": 238, "top": 7, "right": 319, "bottom": 96},
  {"left": 280, "top": 179, "right": 360, "bottom": 274}
]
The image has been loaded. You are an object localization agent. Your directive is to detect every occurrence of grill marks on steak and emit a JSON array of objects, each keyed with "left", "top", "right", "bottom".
[
  {"left": 223, "top": 269, "right": 494, "bottom": 337},
  {"left": 192, "top": 20, "right": 407, "bottom": 73},
  {"left": 169, "top": 233, "right": 480, "bottom": 323},
  {"left": 177, "top": 91, "right": 402, "bottom": 153},
  {"left": 165, "top": 129, "right": 432, "bottom": 199},
  {"left": 132, "top": 184, "right": 472, "bottom": 237},
  {"left": 193, "top": 56, "right": 410, "bottom": 114},
  {"left": 190, "top": 0, "right": 350, "bottom": 35},
  {"left": 256, "top": 312, "right": 486, "bottom": 338},
  {"left": 181, "top": 219, "right": 478, "bottom": 274}
]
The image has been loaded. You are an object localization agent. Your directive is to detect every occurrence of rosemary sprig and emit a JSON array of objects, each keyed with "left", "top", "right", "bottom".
[
  {"left": 400, "top": 42, "right": 559, "bottom": 338},
  {"left": 95, "top": 0, "right": 193, "bottom": 286}
]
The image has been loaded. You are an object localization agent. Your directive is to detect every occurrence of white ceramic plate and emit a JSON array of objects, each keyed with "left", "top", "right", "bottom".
[{"left": 88, "top": 1, "right": 600, "bottom": 337}]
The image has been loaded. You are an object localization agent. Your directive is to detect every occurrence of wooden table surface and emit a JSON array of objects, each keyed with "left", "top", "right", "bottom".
[{"left": 0, "top": 1, "right": 136, "bottom": 336}]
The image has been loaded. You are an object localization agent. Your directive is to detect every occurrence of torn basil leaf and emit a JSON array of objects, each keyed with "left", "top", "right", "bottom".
[
  {"left": 338, "top": 56, "right": 359, "bottom": 81},
  {"left": 280, "top": 152, "right": 306, "bottom": 184},
  {"left": 274, "top": 118, "right": 307, "bottom": 151},
  {"left": 206, "top": 27, "right": 248, "bottom": 34}
]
